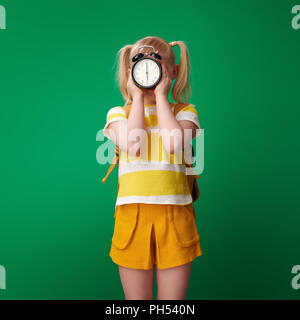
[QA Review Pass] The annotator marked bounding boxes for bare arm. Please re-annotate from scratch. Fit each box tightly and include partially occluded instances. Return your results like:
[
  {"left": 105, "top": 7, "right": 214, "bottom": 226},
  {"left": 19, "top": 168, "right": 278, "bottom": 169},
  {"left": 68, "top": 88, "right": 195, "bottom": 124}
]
[
  {"left": 107, "top": 95, "right": 146, "bottom": 156},
  {"left": 105, "top": 70, "right": 147, "bottom": 157},
  {"left": 156, "top": 94, "right": 198, "bottom": 154},
  {"left": 154, "top": 63, "right": 198, "bottom": 154}
]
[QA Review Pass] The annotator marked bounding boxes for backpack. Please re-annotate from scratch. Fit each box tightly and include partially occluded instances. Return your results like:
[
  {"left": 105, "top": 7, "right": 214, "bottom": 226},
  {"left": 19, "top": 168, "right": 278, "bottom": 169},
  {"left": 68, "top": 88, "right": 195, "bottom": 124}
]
[{"left": 102, "top": 103, "right": 200, "bottom": 202}]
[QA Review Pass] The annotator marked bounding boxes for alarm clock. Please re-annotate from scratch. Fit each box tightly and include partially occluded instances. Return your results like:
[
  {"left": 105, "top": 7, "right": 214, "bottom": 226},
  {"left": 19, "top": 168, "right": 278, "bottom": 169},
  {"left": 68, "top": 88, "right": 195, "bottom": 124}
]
[{"left": 131, "top": 45, "right": 162, "bottom": 89}]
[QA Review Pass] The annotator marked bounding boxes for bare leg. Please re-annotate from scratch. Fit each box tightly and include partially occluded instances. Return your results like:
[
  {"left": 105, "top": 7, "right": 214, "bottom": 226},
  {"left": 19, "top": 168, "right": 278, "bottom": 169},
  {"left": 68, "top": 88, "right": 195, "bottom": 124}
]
[
  {"left": 156, "top": 262, "right": 192, "bottom": 300},
  {"left": 118, "top": 265, "right": 154, "bottom": 300}
]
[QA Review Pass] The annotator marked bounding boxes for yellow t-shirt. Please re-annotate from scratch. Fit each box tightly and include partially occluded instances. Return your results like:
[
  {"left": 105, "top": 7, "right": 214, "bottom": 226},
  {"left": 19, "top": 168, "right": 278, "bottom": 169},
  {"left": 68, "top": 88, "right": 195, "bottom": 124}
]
[{"left": 103, "top": 102, "right": 200, "bottom": 207}]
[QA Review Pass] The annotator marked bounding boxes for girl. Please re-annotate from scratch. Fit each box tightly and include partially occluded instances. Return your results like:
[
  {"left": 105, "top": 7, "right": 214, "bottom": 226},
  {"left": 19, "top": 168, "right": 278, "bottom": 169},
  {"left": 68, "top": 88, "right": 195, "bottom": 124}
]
[{"left": 103, "top": 36, "right": 202, "bottom": 300}]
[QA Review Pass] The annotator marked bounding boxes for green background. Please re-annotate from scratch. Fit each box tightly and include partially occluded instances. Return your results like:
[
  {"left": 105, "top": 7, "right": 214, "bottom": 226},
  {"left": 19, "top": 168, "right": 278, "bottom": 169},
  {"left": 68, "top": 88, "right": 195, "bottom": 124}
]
[{"left": 0, "top": 0, "right": 299, "bottom": 300}]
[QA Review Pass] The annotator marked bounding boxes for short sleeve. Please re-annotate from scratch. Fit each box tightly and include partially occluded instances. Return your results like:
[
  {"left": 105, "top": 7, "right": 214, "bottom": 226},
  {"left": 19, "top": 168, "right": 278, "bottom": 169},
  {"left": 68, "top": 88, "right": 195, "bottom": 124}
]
[
  {"left": 103, "top": 106, "right": 127, "bottom": 140},
  {"left": 175, "top": 104, "right": 201, "bottom": 138}
]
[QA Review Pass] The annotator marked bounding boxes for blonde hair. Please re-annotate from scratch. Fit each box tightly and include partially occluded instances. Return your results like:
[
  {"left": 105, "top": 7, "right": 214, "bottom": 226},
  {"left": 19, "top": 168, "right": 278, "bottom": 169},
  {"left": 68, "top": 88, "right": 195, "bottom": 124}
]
[{"left": 115, "top": 36, "right": 192, "bottom": 106}]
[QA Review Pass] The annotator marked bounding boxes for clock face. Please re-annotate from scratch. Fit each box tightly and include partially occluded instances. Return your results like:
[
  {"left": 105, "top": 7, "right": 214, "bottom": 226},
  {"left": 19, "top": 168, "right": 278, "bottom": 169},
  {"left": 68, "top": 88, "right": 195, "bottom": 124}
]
[{"left": 132, "top": 58, "right": 162, "bottom": 88}]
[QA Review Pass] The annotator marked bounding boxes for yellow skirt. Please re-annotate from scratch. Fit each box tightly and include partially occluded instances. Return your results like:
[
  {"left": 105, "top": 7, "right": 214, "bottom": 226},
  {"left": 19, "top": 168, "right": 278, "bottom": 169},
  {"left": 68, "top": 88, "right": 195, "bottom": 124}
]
[{"left": 109, "top": 203, "right": 202, "bottom": 270}]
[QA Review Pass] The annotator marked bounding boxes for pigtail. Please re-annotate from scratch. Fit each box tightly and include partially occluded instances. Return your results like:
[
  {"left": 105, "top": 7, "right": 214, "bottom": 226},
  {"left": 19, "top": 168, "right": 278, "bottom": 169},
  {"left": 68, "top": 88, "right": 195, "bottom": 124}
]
[
  {"left": 115, "top": 44, "right": 133, "bottom": 106},
  {"left": 171, "top": 41, "right": 192, "bottom": 104}
]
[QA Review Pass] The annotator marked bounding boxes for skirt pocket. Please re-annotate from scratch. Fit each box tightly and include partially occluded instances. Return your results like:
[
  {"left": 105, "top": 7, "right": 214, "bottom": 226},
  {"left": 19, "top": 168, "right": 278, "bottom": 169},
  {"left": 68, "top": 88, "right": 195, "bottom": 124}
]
[
  {"left": 170, "top": 203, "right": 200, "bottom": 247},
  {"left": 111, "top": 203, "right": 139, "bottom": 250}
]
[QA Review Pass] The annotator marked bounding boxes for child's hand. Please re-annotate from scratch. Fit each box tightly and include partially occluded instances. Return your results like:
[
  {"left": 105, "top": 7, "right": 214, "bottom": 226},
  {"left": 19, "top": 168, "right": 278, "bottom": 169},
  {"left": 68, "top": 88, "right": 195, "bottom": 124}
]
[
  {"left": 154, "top": 63, "right": 172, "bottom": 98},
  {"left": 127, "top": 68, "right": 144, "bottom": 98}
]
